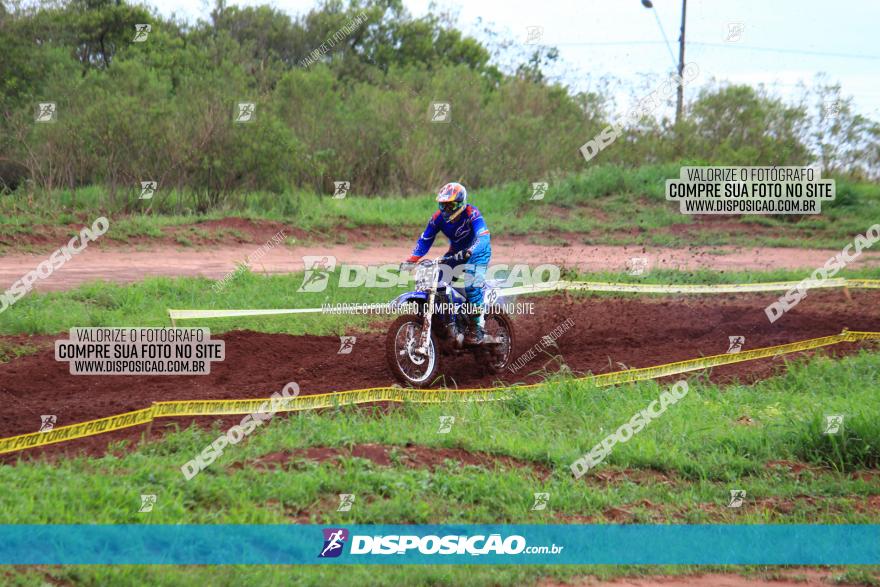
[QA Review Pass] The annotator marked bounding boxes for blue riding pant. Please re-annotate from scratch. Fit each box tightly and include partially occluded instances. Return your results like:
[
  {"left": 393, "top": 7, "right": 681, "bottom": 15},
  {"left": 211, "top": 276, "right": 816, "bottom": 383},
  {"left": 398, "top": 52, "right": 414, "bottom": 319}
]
[{"left": 445, "top": 237, "right": 492, "bottom": 308}]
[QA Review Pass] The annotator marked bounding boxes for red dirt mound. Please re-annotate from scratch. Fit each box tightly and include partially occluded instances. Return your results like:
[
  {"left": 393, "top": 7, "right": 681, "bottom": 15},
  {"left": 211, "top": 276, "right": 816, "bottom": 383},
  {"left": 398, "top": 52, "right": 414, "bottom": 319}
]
[
  {"left": 230, "top": 442, "right": 550, "bottom": 477},
  {"left": 1, "top": 289, "right": 879, "bottom": 460}
]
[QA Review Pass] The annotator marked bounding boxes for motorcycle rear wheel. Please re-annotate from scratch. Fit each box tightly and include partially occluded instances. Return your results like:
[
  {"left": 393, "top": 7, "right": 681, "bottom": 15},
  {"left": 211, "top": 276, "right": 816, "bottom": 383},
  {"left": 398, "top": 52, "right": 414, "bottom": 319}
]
[{"left": 479, "top": 310, "right": 515, "bottom": 374}]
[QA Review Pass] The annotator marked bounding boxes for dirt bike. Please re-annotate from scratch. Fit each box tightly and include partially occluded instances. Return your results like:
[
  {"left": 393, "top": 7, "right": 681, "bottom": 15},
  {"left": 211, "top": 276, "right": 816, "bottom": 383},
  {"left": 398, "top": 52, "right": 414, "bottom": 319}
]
[{"left": 385, "top": 257, "right": 515, "bottom": 387}]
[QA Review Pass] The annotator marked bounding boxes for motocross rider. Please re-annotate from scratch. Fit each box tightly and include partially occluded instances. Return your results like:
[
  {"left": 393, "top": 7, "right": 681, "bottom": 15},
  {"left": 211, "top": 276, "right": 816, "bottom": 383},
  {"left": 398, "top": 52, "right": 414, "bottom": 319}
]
[{"left": 402, "top": 182, "right": 492, "bottom": 344}]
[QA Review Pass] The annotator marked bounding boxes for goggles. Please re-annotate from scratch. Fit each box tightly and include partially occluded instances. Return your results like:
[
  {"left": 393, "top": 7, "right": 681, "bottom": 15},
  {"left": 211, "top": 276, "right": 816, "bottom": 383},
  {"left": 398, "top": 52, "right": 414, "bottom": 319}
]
[{"left": 439, "top": 201, "right": 460, "bottom": 214}]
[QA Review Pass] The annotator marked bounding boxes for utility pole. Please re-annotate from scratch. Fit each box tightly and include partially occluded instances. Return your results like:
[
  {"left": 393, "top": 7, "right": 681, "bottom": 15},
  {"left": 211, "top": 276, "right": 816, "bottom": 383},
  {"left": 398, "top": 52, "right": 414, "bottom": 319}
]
[
  {"left": 642, "top": 0, "right": 687, "bottom": 125},
  {"left": 676, "top": 0, "right": 687, "bottom": 126}
]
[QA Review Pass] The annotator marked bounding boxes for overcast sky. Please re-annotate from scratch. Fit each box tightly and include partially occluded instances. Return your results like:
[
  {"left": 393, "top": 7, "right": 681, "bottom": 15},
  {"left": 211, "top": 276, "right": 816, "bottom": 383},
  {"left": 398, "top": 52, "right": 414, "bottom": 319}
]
[{"left": 150, "top": 0, "right": 880, "bottom": 119}]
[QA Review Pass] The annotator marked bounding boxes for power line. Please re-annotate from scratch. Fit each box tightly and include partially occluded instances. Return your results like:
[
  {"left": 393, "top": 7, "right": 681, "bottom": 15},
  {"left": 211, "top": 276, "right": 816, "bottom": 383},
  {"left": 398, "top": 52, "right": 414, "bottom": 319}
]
[
  {"left": 647, "top": 5, "right": 678, "bottom": 69},
  {"left": 546, "top": 40, "right": 880, "bottom": 61},
  {"left": 689, "top": 42, "right": 880, "bottom": 61},
  {"left": 550, "top": 41, "right": 670, "bottom": 46}
]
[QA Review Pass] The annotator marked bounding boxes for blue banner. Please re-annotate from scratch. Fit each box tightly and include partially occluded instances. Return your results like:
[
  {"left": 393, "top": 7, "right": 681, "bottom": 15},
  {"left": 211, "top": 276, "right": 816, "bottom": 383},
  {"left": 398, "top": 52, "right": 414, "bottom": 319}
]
[{"left": 0, "top": 525, "right": 876, "bottom": 565}]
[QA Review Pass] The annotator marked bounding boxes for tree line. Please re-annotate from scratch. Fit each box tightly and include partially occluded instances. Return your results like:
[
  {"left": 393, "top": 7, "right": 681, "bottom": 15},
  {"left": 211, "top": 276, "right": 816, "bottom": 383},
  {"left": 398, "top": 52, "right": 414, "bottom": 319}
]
[{"left": 0, "top": 0, "right": 876, "bottom": 207}]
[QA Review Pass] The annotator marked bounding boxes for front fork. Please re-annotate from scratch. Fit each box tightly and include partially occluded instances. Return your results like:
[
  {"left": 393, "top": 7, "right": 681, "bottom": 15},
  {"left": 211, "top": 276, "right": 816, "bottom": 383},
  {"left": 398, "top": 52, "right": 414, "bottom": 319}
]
[{"left": 415, "top": 288, "right": 435, "bottom": 356}]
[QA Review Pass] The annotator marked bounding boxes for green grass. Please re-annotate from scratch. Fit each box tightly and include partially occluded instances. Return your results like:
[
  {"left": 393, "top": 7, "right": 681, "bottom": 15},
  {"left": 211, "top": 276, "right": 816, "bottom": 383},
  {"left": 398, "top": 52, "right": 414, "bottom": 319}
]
[
  {"left": 562, "top": 265, "right": 880, "bottom": 284},
  {"left": 10, "top": 565, "right": 880, "bottom": 587},
  {"left": 11, "top": 564, "right": 841, "bottom": 587},
  {"left": 2, "top": 164, "right": 878, "bottom": 250},
  {"left": 0, "top": 268, "right": 411, "bottom": 336},
  {"left": 2, "top": 351, "right": 880, "bottom": 584},
  {"left": 3, "top": 353, "right": 880, "bottom": 523},
  {"left": 0, "top": 340, "right": 41, "bottom": 362},
  {"left": 2, "top": 266, "right": 880, "bottom": 337}
]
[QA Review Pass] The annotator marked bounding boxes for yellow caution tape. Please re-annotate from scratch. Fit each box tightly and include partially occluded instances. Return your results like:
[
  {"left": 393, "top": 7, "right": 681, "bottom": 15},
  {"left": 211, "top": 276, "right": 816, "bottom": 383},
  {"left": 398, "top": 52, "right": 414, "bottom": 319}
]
[
  {"left": 844, "top": 279, "right": 880, "bottom": 289},
  {"left": 504, "top": 278, "right": 852, "bottom": 296},
  {"left": 168, "top": 278, "right": 880, "bottom": 322},
  {"left": 2, "top": 330, "right": 878, "bottom": 455},
  {"left": 0, "top": 407, "right": 154, "bottom": 455},
  {"left": 151, "top": 388, "right": 509, "bottom": 418},
  {"left": 588, "top": 331, "right": 877, "bottom": 387}
]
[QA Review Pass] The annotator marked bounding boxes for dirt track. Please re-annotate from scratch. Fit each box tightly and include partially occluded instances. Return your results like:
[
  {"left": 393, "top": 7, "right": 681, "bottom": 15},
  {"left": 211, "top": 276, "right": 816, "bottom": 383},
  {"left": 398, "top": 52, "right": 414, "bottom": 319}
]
[
  {"left": 2, "top": 216, "right": 879, "bottom": 292},
  {"left": 0, "top": 216, "right": 880, "bottom": 291},
  {"left": 1, "top": 289, "right": 878, "bottom": 460},
  {"left": 2, "top": 241, "right": 880, "bottom": 292}
]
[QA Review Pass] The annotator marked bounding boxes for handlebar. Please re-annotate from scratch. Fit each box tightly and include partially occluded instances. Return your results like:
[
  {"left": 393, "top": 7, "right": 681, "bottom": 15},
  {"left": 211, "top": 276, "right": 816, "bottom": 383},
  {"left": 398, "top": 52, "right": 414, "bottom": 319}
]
[{"left": 400, "top": 257, "right": 447, "bottom": 272}]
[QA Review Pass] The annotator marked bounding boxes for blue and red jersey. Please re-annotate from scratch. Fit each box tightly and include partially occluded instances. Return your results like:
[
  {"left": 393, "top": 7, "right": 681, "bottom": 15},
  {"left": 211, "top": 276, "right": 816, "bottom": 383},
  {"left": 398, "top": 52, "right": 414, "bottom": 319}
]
[{"left": 409, "top": 204, "right": 490, "bottom": 260}]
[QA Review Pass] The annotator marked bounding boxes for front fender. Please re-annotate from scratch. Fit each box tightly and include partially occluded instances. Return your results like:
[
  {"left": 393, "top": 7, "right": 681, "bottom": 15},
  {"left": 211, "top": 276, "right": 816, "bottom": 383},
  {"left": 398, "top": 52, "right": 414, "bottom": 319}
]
[{"left": 389, "top": 291, "right": 429, "bottom": 312}]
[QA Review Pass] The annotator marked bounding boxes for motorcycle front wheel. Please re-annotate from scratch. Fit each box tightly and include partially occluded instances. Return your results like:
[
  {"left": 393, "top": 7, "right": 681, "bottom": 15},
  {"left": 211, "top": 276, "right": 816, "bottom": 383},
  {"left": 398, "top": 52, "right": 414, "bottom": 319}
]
[{"left": 386, "top": 315, "right": 441, "bottom": 388}]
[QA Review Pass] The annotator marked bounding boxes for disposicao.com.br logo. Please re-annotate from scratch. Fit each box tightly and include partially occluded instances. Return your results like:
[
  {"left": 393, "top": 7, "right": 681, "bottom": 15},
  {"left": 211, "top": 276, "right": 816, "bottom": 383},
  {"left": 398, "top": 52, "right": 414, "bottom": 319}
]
[
  {"left": 298, "top": 256, "right": 560, "bottom": 292},
  {"left": 319, "top": 528, "right": 349, "bottom": 558},
  {"left": 318, "top": 528, "right": 563, "bottom": 558}
]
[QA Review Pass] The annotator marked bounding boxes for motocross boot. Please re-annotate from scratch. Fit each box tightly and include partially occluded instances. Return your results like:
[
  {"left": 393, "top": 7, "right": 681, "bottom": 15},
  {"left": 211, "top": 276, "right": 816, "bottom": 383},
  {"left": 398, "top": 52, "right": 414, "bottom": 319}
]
[
  {"left": 478, "top": 311, "right": 501, "bottom": 345},
  {"left": 464, "top": 314, "right": 485, "bottom": 345}
]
